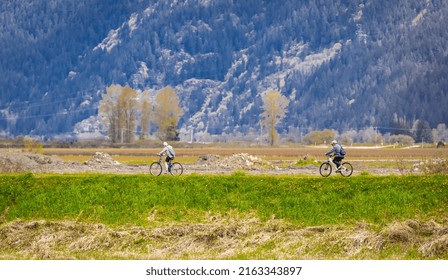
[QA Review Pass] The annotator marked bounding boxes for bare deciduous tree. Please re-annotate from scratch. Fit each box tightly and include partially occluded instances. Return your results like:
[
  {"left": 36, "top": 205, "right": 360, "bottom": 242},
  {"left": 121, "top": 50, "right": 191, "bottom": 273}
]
[
  {"left": 260, "top": 89, "right": 289, "bottom": 146},
  {"left": 139, "top": 90, "right": 152, "bottom": 140},
  {"left": 99, "top": 85, "right": 138, "bottom": 143},
  {"left": 99, "top": 85, "right": 120, "bottom": 143},
  {"left": 153, "top": 86, "right": 184, "bottom": 141}
]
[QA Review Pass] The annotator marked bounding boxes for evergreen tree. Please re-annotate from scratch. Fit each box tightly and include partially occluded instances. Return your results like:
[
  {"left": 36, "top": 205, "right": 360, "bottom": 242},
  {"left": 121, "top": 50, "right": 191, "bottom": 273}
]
[{"left": 414, "top": 120, "right": 433, "bottom": 143}]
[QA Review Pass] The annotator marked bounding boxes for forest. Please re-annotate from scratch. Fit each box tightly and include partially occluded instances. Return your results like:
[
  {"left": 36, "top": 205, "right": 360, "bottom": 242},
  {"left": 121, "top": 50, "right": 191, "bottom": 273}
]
[{"left": 0, "top": 0, "right": 447, "bottom": 142}]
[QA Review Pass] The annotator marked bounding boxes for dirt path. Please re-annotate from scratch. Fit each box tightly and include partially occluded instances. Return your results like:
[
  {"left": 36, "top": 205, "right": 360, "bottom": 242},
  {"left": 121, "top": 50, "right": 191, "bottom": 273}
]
[{"left": 1, "top": 151, "right": 406, "bottom": 175}]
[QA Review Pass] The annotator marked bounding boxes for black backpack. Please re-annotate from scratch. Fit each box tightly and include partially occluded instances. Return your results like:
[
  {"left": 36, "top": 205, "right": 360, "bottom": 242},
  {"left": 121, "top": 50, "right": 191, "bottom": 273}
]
[{"left": 340, "top": 146, "right": 346, "bottom": 156}]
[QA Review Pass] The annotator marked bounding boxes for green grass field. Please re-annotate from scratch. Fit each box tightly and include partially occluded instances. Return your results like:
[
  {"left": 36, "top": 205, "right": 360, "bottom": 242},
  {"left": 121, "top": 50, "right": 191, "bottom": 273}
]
[
  {"left": 1, "top": 173, "right": 447, "bottom": 260},
  {"left": 1, "top": 173, "right": 446, "bottom": 226}
]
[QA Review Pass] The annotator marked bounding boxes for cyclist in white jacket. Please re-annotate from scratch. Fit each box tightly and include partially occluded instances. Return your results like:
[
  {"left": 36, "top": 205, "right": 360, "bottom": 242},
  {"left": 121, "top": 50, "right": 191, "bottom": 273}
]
[{"left": 158, "top": 142, "right": 176, "bottom": 173}]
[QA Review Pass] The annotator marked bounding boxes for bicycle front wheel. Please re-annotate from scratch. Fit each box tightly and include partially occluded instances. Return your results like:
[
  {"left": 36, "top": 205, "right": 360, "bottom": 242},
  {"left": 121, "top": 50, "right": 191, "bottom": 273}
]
[
  {"left": 169, "top": 162, "right": 183, "bottom": 176},
  {"left": 340, "top": 162, "right": 353, "bottom": 177},
  {"left": 149, "top": 162, "right": 163, "bottom": 176},
  {"left": 319, "top": 162, "right": 332, "bottom": 177}
]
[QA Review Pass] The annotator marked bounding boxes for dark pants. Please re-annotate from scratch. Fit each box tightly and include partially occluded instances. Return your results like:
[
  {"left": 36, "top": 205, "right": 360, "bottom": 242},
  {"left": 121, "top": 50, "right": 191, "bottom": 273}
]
[{"left": 333, "top": 156, "right": 344, "bottom": 168}]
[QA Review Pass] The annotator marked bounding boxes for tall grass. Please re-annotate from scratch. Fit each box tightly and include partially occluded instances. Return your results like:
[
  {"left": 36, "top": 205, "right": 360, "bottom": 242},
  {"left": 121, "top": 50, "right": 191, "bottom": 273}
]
[{"left": 1, "top": 173, "right": 447, "bottom": 227}]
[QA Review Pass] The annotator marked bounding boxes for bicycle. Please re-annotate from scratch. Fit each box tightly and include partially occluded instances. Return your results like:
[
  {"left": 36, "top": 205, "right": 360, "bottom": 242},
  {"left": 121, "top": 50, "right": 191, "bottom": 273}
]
[
  {"left": 319, "top": 156, "right": 353, "bottom": 177},
  {"left": 149, "top": 155, "right": 183, "bottom": 176}
]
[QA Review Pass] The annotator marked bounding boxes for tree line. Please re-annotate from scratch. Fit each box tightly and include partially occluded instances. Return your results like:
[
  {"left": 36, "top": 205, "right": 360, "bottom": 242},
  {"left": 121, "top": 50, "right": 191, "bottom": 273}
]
[
  {"left": 99, "top": 85, "right": 290, "bottom": 145},
  {"left": 99, "top": 82, "right": 447, "bottom": 146},
  {"left": 99, "top": 85, "right": 184, "bottom": 143}
]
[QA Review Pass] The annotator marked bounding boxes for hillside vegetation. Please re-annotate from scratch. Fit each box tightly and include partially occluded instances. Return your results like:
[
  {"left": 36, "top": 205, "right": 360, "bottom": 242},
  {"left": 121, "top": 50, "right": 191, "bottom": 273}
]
[
  {"left": 1, "top": 0, "right": 447, "bottom": 139},
  {"left": 1, "top": 173, "right": 447, "bottom": 259}
]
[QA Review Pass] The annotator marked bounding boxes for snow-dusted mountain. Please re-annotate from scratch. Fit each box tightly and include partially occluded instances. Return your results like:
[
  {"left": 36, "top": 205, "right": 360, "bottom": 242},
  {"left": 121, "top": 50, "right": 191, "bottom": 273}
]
[{"left": 1, "top": 0, "right": 447, "bottom": 141}]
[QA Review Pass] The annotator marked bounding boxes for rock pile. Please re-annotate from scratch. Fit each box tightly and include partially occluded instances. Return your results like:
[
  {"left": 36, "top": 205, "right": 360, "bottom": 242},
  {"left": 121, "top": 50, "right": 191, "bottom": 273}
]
[
  {"left": 196, "top": 154, "right": 221, "bottom": 165},
  {"left": 0, "top": 152, "right": 64, "bottom": 173},
  {"left": 84, "top": 152, "right": 121, "bottom": 166},
  {"left": 197, "top": 153, "right": 275, "bottom": 170}
]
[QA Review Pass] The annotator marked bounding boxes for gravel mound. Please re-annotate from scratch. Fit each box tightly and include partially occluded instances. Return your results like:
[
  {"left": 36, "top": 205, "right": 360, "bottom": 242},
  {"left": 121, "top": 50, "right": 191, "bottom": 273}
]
[
  {"left": 84, "top": 152, "right": 121, "bottom": 166},
  {"left": 0, "top": 152, "right": 64, "bottom": 173},
  {"left": 0, "top": 151, "right": 133, "bottom": 174},
  {"left": 197, "top": 153, "right": 276, "bottom": 170}
]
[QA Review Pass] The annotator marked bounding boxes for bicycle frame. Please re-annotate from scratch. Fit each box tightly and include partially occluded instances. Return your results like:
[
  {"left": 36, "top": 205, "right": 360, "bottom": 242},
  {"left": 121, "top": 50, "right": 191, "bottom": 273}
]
[
  {"left": 326, "top": 157, "right": 341, "bottom": 170},
  {"left": 319, "top": 156, "right": 353, "bottom": 177},
  {"left": 150, "top": 154, "right": 183, "bottom": 176},
  {"left": 156, "top": 154, "right": 172, "bottom": 165}
]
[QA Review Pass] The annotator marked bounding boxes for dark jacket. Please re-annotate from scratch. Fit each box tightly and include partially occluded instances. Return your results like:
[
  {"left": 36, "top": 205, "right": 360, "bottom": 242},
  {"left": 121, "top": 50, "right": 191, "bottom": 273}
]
[{"left": 325, "top": 144, "right": 344, "bottom": 157}]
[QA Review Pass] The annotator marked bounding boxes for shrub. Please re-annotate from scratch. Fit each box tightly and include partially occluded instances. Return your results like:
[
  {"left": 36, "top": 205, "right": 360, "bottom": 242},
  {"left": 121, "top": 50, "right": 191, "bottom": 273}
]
[
  {"left": 23, "top": 138, "right": 44, "bottom": 154},
  {"left": 421, "top": 158, "right": 448, "bottom": 174},
  {"left": 389, "top": 135, "right": 415, "bottom": 146}
]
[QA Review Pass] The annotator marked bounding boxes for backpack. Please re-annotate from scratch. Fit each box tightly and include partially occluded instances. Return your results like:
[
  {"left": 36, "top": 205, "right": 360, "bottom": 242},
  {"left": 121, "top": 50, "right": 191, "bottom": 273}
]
[
  {"left": 340, "top": 146, "right": 346, "bottom": 156},
  {"left": 167, "top": 146, "right": 175, "bottom": 157}
]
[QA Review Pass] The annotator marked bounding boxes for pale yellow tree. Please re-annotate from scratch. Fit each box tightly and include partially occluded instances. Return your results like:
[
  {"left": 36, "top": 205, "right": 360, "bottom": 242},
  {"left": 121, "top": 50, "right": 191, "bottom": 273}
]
[
  {"left": 260, "top": 89, "right": 289, "bottom": 146},
  {"left": 139, "top": 90, "right": 152, "bottom": 140},
  {"left": 99, "top": 85, "right": 120, "bottom": 143},
  {"left": 153, "top": 86, "right": 184, "bottom": 141},
  {"left": 99, "top": 84, "right": 138, "bottom": 143},
  {"left": 118, "top": 86, "right": 138, "bottom": 143}
]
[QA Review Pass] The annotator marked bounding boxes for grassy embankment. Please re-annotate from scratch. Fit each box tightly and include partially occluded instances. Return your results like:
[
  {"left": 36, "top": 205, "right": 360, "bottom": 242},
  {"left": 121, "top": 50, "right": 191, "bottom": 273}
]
[{"left": 1, "top": 173, "right": 447, "bottom": 259}]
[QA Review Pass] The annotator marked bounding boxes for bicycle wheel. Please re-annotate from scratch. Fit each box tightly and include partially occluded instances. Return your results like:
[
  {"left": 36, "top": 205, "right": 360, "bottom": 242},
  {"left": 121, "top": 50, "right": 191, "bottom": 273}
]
[
  {"left": 319, "top": 162, "right": 332, "bottom": 177},
  {"left": 169, "top": 162, "right": 183, "bottom": 176},
  {"left": 149, "top": 162, "right": 163, "bottom": 176},
  {"left": 340, "top": 162, "right": 353, "bottom": 177}
]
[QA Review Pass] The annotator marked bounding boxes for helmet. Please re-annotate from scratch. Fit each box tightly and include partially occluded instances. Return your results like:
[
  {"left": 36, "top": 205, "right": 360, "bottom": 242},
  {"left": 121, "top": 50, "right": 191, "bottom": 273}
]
[
  {"left": 163, "top": 142, "right": 168, "bottom": 146},
  {"left": 331, "top": 140, "right": 338, "bottom": 145}
]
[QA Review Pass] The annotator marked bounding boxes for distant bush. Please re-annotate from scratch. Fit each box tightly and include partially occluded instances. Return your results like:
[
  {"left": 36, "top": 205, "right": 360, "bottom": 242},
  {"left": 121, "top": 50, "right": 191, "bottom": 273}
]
[
  {"left": 389, "top": 134, "right": 415, "bottom": 146},
  {"left": 294, "top": 155, "right": 318, "bottom": 166},
  {"left": 302, "top": 129, "right": 336, "bottom": 145},
  {"left": 23, "top": 138, "right": 43, "bottom": 154},
  {"left": 421, "top": 158, "right": 448, "bottom": 174}
]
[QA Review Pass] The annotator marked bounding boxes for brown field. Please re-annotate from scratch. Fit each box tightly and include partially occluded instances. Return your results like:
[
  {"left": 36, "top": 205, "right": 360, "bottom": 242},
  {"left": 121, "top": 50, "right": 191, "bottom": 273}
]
[
  {"left": 3, "top": 144, "right": 446, "bottom": 175},
  {"left": 39, "top": 145, "right": 448, "bottom": 164}
]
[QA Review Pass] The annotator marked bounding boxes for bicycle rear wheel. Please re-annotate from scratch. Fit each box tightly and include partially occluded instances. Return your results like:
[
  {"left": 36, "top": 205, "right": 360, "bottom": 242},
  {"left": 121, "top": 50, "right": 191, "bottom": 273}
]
[
  {"left": 169, "top": 162, "right": 183, "bottom": 176},
  {"left": 149, "top": 162, "right": 163, "bottom": 176},
  {"left": 340, "top": 162, "right": 353, "bottom": 177},
  {"left": 319, "top": 162, "right": 332, "bottom": 177}
]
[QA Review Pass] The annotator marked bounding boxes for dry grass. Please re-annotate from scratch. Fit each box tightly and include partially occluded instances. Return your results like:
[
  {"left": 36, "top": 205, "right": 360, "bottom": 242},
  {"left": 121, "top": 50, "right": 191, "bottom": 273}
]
[
  {"left": 421, "top": 158, "right": 448, "bottom": 174},
  {"left": 40, "top": 146, "right": 448, "bottom": 162},
  {"left": 1, "top": 215, "right": 447, "bottom": 260},
  {"left": 41, "top": 146, "right": 448, "bottom": 158}
]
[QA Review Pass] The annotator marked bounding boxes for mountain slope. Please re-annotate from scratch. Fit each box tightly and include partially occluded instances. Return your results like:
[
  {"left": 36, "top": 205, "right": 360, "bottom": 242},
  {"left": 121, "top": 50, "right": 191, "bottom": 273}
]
[{"left": 1, "top": 0, "right": 447, "bottom": 140}]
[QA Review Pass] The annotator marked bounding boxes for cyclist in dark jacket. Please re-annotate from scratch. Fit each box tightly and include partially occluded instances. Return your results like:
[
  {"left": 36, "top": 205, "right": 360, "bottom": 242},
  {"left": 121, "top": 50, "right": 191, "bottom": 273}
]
[{"left": 325, "top": 140, "right": 344, "bottom": 172}]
